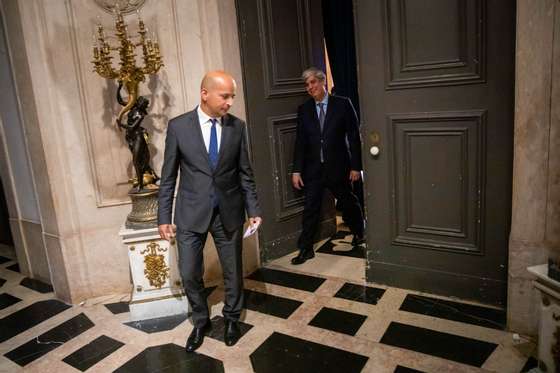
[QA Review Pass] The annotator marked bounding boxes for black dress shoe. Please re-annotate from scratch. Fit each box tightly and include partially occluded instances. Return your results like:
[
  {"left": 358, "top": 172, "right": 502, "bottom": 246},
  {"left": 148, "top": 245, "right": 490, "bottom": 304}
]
[
  {"left": 224, "top": 320, "right": 241, "bottom": 346},
  {"left": 351, "top": 235, "right": 365, "bottom": 247},
  {"left": 185, "top": 321, "right": 211, "bottom": 352},
  {"left": 291, "top": 249, "right": 315, "bottom": 265}
]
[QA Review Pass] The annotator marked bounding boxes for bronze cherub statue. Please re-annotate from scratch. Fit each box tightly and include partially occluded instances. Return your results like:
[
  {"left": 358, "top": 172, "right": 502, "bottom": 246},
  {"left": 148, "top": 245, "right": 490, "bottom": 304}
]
[{"left": 117, "top": 84, "right": 159, "bottom": 192}]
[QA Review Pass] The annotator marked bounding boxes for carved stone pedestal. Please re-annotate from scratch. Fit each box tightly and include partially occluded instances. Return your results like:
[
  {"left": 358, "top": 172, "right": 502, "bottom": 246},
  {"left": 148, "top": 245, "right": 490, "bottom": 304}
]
[
  {"left": 119, "top": 226, "right": 188, "bottom": 321},
  {"left": 528, "top": 264, "right": 560, "bottom": 373}
]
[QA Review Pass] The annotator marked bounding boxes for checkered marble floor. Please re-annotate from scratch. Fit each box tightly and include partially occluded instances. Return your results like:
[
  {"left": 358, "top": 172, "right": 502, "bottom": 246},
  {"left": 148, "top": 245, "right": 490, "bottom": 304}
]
[{"left": 0, "top": 238, "right": 538, "bottom": 373}]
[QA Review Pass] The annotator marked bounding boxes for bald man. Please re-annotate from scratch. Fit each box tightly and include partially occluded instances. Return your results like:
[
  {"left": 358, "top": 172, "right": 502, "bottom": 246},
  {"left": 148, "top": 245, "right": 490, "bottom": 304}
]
[{"left": 158, "top": 71, "right": 262, "bottom": 352}]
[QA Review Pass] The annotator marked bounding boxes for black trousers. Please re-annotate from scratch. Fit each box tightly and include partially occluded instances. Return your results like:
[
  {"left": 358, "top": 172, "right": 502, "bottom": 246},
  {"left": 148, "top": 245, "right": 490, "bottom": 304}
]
[
  {"left": 176, "top": 209, "right": 243, "bottom": 328},
  {"left": 297, "top": 169, "right": 364, "bottom": 251}
]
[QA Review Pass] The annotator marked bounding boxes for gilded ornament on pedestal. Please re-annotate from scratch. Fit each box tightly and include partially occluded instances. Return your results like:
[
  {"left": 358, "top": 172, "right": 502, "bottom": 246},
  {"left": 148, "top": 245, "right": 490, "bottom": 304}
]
[{"left": 141, "top": 242, "right": 169, "bottom": 288}]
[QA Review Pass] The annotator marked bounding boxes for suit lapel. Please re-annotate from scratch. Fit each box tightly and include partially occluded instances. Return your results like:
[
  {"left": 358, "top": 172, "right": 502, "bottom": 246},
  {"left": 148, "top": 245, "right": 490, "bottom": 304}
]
[
  {"left": 215, "top": 114, "right": 231, "bottom": 173},
  {"left": 306, "top": 100, "right": 321, "bottom": 132},
  {"left": 323, "top": 95, "right": 335, "bottom": 132},
  {"left": 188, "top": 110, "right": 213, "bottom": 174}
]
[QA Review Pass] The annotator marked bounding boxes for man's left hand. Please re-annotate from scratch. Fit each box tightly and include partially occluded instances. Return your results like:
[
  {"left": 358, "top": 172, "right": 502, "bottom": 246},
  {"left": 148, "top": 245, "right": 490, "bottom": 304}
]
[{"left": 349, "top": 170, "right": 361, "bottom": 183}]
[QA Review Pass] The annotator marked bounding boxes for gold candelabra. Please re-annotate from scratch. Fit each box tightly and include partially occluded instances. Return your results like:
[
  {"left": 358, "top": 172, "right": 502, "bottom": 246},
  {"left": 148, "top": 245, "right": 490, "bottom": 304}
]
[
  {"left": 91, "top": 6, "right": 163, "bottom": 229},
  {"left": 91, "top": 8, "right": 163, "bottom": 126}
]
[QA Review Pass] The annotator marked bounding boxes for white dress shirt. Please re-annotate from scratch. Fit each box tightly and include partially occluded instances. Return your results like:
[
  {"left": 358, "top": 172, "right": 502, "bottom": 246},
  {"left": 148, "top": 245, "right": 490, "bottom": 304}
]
[
  {"left": 315, "top": 93, "right": 329, "bottom": 118},
  {"left": 197, "top": 105, "right": 222, "bottom": 152}
]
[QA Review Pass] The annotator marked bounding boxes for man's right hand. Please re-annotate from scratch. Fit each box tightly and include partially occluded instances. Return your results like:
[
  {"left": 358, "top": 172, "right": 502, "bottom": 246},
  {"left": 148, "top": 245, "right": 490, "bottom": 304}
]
[
  {"left": 158, "top": 224, "right": 176, "bottom": 241},
  {"left": 292, "top": 173, "right": 304, "bottom": 190}
]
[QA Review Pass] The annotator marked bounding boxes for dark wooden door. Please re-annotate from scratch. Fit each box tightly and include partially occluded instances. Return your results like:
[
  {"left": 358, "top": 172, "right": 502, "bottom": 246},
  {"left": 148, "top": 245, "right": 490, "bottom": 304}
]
[
  {"left": 236, "top": 0, "right": 335, "bottom": 262},
  {"left": 355, "top": 0, "right": 515, "bottom": 306}
]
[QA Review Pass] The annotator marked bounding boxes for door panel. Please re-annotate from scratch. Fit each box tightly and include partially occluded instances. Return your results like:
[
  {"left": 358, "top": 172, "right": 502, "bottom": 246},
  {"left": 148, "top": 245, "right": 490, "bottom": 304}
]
[
  {"left": 385, "top": 0, "right": 485, "bottom": 88},
  {"left": 356, "top": 0, "right": 514, "bottom": 306},
  {"left": 390, "top": 111, "right": 485, "bottom": 254},
  {"left": 236, "top": 0, "right": 334, "bottom": 262}
]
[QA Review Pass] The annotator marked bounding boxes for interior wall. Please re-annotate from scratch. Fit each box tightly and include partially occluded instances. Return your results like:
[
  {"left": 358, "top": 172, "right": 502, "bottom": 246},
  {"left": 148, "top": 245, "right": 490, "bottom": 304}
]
[{"left": 0, "top": 0, "right": 257, "bottom": 303}]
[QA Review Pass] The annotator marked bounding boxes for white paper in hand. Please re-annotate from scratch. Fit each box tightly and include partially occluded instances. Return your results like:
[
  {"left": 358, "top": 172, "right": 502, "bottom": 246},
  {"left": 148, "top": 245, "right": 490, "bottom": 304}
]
[{"left": 243, "top": 221, "right": 261, "bottom": 238}]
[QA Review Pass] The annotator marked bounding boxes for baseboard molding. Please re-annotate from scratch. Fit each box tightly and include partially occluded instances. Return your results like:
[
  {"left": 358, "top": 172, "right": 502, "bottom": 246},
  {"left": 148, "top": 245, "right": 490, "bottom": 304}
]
[{"left": 366, "top": 260, "right": 507, "bottom": 307}]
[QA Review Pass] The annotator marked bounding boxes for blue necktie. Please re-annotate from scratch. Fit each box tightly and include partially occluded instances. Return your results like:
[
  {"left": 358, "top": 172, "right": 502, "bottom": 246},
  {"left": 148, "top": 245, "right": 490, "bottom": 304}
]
[
  {"left": 208, "top": 119, "right": 219, "bottom": 208},
  {"left": 209, "top": 119, "right": 219, "bottom": 169}
]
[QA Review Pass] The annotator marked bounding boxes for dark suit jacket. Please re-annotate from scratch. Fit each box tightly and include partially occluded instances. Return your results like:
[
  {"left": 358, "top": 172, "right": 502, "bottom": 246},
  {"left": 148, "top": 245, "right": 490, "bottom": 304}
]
[
  {"left": 158, "top": 109, "right": 261, "bottom": 233},
  {"left": 293, "top": 95, "right": 362, "bottom": 182}
]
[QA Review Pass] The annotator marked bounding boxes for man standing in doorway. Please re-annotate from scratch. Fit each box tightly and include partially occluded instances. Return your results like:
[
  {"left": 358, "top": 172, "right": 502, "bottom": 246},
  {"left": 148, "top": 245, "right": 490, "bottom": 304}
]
[
  {"left": 291, "top": 67, "right": 364, "bottom": 265},
  {"left": 158, "top": 71, "right": 262, "bottom": 352}
]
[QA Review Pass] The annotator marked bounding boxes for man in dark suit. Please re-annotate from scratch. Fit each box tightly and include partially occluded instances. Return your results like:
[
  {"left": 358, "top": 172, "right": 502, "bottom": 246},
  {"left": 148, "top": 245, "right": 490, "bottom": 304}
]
[
  {"left": 158, "top": 71, "right": 262, "bottom": 352},
  {"left": 291, "top": 67, "right": 364, "bottom": 265}
]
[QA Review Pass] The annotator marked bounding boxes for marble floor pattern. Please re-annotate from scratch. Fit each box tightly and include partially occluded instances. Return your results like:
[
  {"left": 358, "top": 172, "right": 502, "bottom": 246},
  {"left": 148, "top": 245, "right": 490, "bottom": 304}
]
[{"left": 0, "top": 237, "right": 538, "bottom": 373}]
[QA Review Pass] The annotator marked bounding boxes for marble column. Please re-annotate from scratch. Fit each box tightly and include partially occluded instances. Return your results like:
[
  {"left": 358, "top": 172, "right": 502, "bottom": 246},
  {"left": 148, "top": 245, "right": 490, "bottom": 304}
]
[
  {"left": 0, "top": 2, "right": 52, "bottom": 284},
  {"left": 508, "top": 0, "right": 560, "bottom": 336}
]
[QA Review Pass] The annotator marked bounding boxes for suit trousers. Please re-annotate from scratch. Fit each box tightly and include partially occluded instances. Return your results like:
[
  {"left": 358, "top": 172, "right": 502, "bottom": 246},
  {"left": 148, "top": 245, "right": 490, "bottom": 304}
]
[
  {"left": 176, "top": 208, "right": 244, "bottom": 328},
  {"left": 297, "top": 167, "right": 364, "bottom": 251}
]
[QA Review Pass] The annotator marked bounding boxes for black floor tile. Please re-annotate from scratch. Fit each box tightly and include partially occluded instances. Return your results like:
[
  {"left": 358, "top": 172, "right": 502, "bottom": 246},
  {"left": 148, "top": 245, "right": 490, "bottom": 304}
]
[
  {"left": 5, "top": 313, "right": 95, "bottom": 366},
  {"left": 0, "top": 256, "right": 11, "bottom": 264},
  {"left": 0, "top": 293, "right": 21, "bottom": 310},
  {"left": 0, "top": 299, "right": 71, "bottom": 343},
  {"left": 124, "top": 313, "right": 188, "bottom": 334},
  {"left": 62, "top": 335, "right": 124, "bottom": 371},
  {"left": 247, "top": 268, "right": 325, "bottom": 292},
  {"left": 244, "top": 289, "right": 303, "bottom": 319},
  {"left": 334, "top": 282, "right": 385, "bottom": 305},
  {"left": 104, "top": 301, "right": 129, "bottom": 314},
  {"left": 6, "top": 263, "right": 19, "bottom": 272},
  {"left": 114, "top": 343, "right": 224, "bottom": 373},
  {"left": 380, "top": 322, "right": 497, "bottom": 367},
  {"left": 207, "top": 315, "right": 253, "bottom": 343},
  {"left": 520, "top": 356, "right": 538, "bottom": 372},
  {"left": 250, "top": 332, "right": 368, "bottom": 373},
  {"left": 308, "top": 307, "right": 367, "bottom": 336},
  {"left": 0, "top": 278, "right": 6, "bottom": 287},
  {"left": 394, "top": 365, "right": 426, "bottom": 373},
  {"left": 20, "top": 278, "right": 53, "bottom": 293},
  {"left": 316, "top": 234, "right": 365, "bottom": 258},
  {"left": 400, "top": 294, "right": 506, "bottom": 330}
]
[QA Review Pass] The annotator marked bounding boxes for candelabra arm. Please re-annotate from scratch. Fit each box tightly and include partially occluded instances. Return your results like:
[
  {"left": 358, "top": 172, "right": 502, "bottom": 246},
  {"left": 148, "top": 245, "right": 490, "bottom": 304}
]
[{"left": 116, "top": 80, "right": 139, "bottom": 128}]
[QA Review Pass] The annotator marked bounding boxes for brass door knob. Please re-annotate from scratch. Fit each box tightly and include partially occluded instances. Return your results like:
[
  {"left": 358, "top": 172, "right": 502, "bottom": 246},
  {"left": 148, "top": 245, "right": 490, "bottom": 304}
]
[{"left": 369, "top": 131, "right": 381, "bottom": 157}]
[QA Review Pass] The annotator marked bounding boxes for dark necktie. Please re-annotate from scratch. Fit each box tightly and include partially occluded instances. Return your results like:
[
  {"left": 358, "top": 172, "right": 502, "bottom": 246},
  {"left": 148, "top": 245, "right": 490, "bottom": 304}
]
[
  {"left": 318, "top": 103, "right": 325, "bottom": 162},
  {"left": 209, "top": 118, "right": 219, "bottom": 169},
  {"left": 318, "top": 103, "right": 325, "bottom": 133}
]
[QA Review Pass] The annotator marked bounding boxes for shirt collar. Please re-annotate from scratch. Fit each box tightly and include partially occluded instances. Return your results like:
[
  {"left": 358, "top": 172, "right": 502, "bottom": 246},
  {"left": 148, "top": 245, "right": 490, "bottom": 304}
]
[
  {"left": 315, "top": 93, "right": 329, "bottom": 107},
  {"left": 197, "top": 105, "right": 220, "bottom": 125}
]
